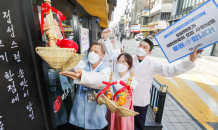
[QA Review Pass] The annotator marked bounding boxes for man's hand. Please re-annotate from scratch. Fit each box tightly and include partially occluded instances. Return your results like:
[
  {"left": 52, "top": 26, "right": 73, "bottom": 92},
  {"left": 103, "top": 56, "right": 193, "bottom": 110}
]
[
  {"left": 102, "top": 28, "right": 111, "bottom": 40},
  {"left": 59, "top": 69, "right": 82, "bottom": 80},
  {"left": 190, "top": 48, "right": 204, "bottom": 62},
  {"left": 43, "top": 19, "right": 63, "bottom": 40}
]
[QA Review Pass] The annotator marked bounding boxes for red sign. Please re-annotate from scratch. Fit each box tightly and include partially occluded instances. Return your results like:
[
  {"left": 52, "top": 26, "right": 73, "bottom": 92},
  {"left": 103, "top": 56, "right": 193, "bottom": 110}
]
[{"left": 149, "top": 26, "right": 155, "bottom": 29}]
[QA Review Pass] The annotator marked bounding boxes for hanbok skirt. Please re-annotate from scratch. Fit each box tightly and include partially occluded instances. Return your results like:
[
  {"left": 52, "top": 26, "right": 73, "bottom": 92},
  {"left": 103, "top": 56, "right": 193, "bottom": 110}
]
[{"left": 107, "top": 96, "right": 134, "bottom": 130}]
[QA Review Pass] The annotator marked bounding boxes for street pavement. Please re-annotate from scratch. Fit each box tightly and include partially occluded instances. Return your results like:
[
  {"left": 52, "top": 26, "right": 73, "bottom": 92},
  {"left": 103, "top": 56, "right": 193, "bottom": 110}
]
[{"left": 116, "top": 38, "right": 218, "bottom": 130}]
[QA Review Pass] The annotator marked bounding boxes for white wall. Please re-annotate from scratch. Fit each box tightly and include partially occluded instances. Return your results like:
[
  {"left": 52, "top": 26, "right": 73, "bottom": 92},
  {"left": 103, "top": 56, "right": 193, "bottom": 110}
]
[
  {"left": 158, "top": 21, "right": 168, "bottom": 29},
  {"left": 161, "top": 3, "right": 173, "bottom": 12}
]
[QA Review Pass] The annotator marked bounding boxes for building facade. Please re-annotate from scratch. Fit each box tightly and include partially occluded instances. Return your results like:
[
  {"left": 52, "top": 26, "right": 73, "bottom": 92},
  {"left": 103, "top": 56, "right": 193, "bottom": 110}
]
[
  {"left": 124, "top": 0, "right": 132, "bottom": 37},
  {"left": 141, "top": 0, "right": 173, "bottom": 37},
  {"left": 130, "top": 0, "right": 148, "bottom": 36}
]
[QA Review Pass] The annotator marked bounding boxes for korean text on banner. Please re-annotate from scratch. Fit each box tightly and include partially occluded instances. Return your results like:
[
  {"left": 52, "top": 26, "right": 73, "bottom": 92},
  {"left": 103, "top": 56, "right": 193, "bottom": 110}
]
[{"left": 155, "top": 0, "right": 218, "bottom": 63}]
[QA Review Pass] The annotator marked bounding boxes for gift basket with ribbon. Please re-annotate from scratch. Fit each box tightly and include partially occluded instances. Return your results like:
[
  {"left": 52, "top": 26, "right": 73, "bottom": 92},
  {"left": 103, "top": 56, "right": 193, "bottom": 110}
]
[
  {"left": 94, "top": 71, "right": 139, "bottom": 117},
  {"left": 94, "top": 72, "right": 119, "bottom": 113},
  {"left": 35, "top": 0, "right": 84, "bottom": 71}
]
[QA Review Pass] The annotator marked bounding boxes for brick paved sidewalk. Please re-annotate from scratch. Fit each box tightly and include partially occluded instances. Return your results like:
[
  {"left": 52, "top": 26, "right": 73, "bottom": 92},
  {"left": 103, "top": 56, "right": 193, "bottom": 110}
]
[{"left": 146, "top": 93, "right": 203, "bottom": 130}]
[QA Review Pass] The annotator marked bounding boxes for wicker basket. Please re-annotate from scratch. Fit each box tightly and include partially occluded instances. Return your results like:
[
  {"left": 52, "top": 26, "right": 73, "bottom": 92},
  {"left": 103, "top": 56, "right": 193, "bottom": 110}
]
[
  {"left": 94, "top": 91, "right": 105, "bottom": 106},
  {"left": 102, "top": 95, "right": 119, "bottom": 113},
  {"left": 118, "top": 106, "right": 139, "bottom": 117},
  {"left": 60, "top": 53, "right": 84, "bottom": 71},
  {"left": 35, "top": 47, "right": 75, "bottom": 70}
]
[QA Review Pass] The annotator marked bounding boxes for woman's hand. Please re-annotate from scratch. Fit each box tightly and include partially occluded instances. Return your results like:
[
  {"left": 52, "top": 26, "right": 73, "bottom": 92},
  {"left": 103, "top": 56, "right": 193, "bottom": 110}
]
[{"left": 123, "top": 89, "right": 132, "bottom": 96}]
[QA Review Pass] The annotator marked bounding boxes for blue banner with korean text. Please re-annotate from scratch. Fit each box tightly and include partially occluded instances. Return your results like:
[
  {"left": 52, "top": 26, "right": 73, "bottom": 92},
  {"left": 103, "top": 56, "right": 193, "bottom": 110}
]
[{"left": 155, "top": 0, "right": 218, "bottom": 63}]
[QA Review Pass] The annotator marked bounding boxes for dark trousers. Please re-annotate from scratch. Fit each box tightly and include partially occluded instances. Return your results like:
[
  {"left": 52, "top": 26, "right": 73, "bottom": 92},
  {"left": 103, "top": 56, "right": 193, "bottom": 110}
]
[
  {"left": 134, "top": 105, "right": 149, "bottom": 130},
  {"left": 75, "top": 126, "right": 107, "bottom": 130}
]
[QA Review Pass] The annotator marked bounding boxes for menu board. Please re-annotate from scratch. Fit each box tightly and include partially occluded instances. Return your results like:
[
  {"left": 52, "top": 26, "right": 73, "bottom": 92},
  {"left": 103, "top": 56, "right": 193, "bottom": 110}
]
[{"left": 0, "top": 0, "right": 47, "bottom": 130}]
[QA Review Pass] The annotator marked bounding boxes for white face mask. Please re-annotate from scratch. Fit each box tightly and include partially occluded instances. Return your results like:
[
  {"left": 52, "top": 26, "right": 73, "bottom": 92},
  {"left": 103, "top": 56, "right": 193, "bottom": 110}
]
[
  {"left": 88, "top": 51, "right": 100, "bottom": 64},
  {"left": 116, "top": 63, "right": 128, "bottom": 73},
  {"left": 136, "top": 48, "right": 147, "bottom": 56}
]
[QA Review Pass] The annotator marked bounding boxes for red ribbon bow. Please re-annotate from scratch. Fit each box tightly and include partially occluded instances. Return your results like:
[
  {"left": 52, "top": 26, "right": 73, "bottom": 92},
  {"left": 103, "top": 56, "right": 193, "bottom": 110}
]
[
  {"left": 113, "top": 80, "right": 132, "bottom": 101},
  {"left": 41, "top": 3, "right": 66, "bottom": 39},
  {"left": 113, "top": 80, "right": 133, "bottom": 109},
  {"left": 97, "top": 81, "right": 117, "bottom": 99}
]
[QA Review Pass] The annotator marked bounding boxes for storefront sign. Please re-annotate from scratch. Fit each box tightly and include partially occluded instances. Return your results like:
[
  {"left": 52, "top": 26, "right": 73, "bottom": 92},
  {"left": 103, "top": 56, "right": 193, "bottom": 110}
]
[
  {"left": 145, "top": 0, "right": 151, "bottom": 9},
  {"left": 80, "top": 27, "right": 90, "bottom": 53},
  {"left": 131, "top": 25, "right": 140, "bottom": 32},
  {"left": 149, "top": 26, "right": 155, "bottom": 29},
  {"left": 155, "top": 0, "right": 218, "bottom": 63},
  {"left": 142, "top": 9, "right": 149, "bottom": 16}
]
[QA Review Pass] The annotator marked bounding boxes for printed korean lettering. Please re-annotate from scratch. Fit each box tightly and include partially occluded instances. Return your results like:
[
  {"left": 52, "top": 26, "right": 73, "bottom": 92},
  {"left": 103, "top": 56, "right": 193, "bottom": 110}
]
[
  {"left": 0, "top": 116, "right": 4, "bottom": 130},
  {"left": 178, "top": 42, "right": 185, "bottom": 49},
  {"left": 198, "top": 33, "right": 205, "bottom": 39},
  {"left": 26, "top": 102, "right": 33, "bottom": 112},
  {"left": 13, "top": 51, "right": 21, "bottom": 62},
  {"left": 192, "top": 27, "right": 216, "bottom": 42},
  {"left": 18, "top": 69, "right": 24, "bottom": 78},
  {"left": 7, "top": 81, "right": 17, "bottom": 94},
  {"left": 0, "top": 52, "right": 8, "bottom": 62},
  {"left": 196, "top": 19, "right": 216, "bottom": 32},
  {"left": 26, "top": 102, "right": 34, "bottom": 120},
  {"left": 12, "top": 93, "right": 19, "bottom": 103},
  {"left": 0, "top": 40, "right": 4, "bottom": 47},
  {"left": 11, "top": 41, "right": 18, "bottom": 48},
  {"left": 173, "top": 46, "right": 179, "bottom": 52},
  {"left": 29, "top": 110, "right": 34, "bottom": 120},
  {"left": 24, "top": 90, "right": 29, "bottom": 97},
  {"left": 2, "top": 10, "right": 11, "bottom": 24},
  {"left": 7, "top": 24, "right": 15, "bottom": 37},
  {"left": 4, "top": 70, "right": 14, "bottom": 82},
  {"left": 20, "top": 78, "right": 28, "bottom": 90},
  {"left": 191, "top": 35, "right": 199, "bottom": 42},
  {"left": 185, "top": 31, "right": 195, "bottom": 37}
]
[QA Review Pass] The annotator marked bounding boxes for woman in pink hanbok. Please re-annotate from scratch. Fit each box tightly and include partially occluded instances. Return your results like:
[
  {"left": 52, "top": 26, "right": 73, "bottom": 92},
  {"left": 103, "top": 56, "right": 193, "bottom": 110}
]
[{"left": 107, "top": 53, "right": 138, "bottom": 130}]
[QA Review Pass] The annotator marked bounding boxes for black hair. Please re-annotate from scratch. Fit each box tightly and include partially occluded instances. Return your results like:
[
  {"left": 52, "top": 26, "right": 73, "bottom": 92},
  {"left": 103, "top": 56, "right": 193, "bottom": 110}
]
[
  {"left": 117, "top": 53, "right": 133, "bottom": 70},
  {"left": 140, "top": 38, "right": 154, "bottom": 51}
]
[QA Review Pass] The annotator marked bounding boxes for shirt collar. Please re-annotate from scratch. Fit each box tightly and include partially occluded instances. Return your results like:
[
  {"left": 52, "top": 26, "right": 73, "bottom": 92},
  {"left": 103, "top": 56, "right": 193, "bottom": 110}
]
[{"left": 90, "top": 61, "right": 103, "bottom": 72}]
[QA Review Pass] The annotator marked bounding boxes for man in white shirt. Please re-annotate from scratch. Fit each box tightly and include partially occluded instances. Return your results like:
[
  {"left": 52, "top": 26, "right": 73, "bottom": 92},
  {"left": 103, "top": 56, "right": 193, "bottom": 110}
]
[{"left": 102, "top": 29, "right": 203, "bottom": 130}]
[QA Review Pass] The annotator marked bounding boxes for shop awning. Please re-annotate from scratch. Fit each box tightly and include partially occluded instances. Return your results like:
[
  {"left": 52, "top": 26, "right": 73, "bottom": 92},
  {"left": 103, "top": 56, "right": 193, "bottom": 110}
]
[
  {"left": 76, "top": 0, "right": 108, "bottom": 28},
  {"left": 131, "top": 31, "right": 140, "bottom": 32}
]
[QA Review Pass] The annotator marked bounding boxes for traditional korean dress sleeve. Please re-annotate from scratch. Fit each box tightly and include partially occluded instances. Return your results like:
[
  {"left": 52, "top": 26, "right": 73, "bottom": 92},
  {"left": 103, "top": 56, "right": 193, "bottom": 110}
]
[
  {"left": 153, "top": 58, "right": 195, "bottom": 77},
  {"left": 104, "top": 38, "right": 120, "bottom": 60},
  {"left": 74, "top": 67, "right": 111, "bottom": 89}
]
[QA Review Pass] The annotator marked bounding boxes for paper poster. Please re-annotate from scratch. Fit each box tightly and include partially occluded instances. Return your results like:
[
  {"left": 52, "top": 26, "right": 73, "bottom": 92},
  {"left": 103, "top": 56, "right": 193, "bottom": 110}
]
[
  {"left": 109, "top": 34, "right": 116, "bottom": 49},
  {"left": 80, "top": 27, "right": 90, "bottom": 53},
  {"left": 155, "top": 0, "right": 218, "bottom": 63}
]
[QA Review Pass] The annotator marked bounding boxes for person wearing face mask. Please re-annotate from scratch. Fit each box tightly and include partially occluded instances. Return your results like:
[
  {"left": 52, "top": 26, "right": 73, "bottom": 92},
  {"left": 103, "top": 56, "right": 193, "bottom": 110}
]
[
  {"left": 59, "top": 41, "right": 111, "bottom": 130},
  {"left": 107, "top": 53, "right": 138, "bottom": 130},
  {"left": 43, "top": 21, "right": 112, "bottom": 130},
  {"left": 102, "top": 28, "right": 203, "bottom": 130}
]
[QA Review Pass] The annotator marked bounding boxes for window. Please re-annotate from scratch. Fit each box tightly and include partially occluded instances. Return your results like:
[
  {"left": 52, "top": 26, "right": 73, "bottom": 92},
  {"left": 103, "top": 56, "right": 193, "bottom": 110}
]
[
  {"left": 160, "top": 13, "right": 171, "bottom": 20},
  {"left": 142, "top": 17, "right": 148, "bottom": 25},
  {"left": 182, "top": 0, "right": 186, "bottom": 10},
  {"left": 196, "top": 0, "right": 200, "bottom": 4},
  {"left": 185, "top": 0, "right": 189, "bottom": 8}
]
